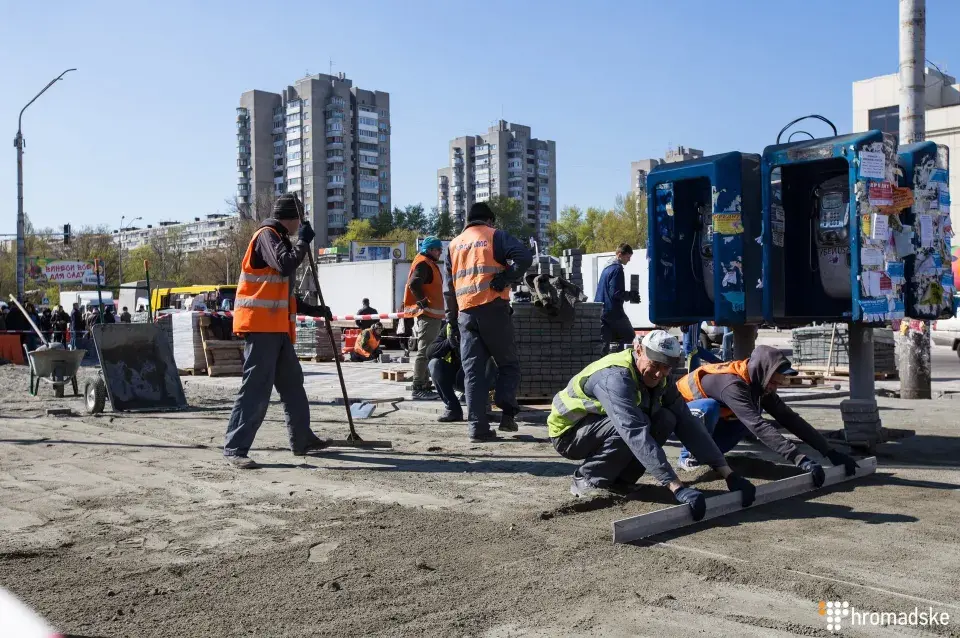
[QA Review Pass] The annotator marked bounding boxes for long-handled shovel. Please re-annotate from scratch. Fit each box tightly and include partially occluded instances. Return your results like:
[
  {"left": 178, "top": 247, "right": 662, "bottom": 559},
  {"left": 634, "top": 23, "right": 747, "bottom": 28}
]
[{"left": 293, "top": 196, "right": 392, "bottom": 449}]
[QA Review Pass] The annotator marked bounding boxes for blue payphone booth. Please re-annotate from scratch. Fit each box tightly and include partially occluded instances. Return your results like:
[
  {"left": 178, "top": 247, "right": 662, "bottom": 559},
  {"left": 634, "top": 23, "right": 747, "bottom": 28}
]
[
  {"left": 897, "top": 141, "right": 953, "bottom": 319},
  {"left": 761, "top": 131, "right": 905, "bottom": 324},
  {"left": 647, "top": 152, "right": 762, "bottom": 326}
]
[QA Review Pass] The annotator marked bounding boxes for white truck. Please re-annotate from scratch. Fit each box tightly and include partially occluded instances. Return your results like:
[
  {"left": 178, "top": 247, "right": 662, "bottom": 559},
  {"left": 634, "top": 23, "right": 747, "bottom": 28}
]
[
  {"left": 579, "top": 249, "right": 654, "bottom": 330},
  {"left": 59, "top": 291, "right": 117, "bottom": 315},
  {"left": 313, "top": 259, "right": 418, "bottom": 331}
]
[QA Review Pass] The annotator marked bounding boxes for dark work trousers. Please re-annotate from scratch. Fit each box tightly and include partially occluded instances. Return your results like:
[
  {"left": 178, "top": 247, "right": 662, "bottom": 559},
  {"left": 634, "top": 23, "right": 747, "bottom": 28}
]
[
  {"left": 553, "top": 409, "right": 677, "bottom": 487},
  {"left": 224, "top": 332, "right": 319, "bottom": 457},
  {"left": 428, "top": 357, "right": 498, "bottom": 415},
  {"left": 599, "top": 313, "right": 635, "bottom": 354},
  {"left": 458, "top": 302, "right": 520, "bottom": 437}
]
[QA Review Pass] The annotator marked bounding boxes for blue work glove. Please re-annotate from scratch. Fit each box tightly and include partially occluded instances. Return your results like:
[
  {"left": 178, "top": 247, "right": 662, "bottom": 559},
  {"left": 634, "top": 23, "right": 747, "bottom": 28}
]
[
  {"left": 298, "top": 221, "right": 315, "bottom": 245},
  {"left": 673, "top": 486, "right": 707, "bottom": 521},
  {"left": 798, "top": 456, "right": 826, "bottom": 488},
  {"left": 826, "top": 449, "right": 859, "bottom": 477},
  {"left": 724, "top": 472, "right": 756, "bottom": 507},
  {"left": 490, "top": 272, "right": 509, "bottom": 292}
]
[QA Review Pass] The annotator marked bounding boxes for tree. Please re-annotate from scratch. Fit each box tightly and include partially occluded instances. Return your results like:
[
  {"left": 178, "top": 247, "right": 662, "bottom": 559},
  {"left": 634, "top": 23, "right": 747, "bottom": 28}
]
[
  {"left": 332, "top": 219, "right": 376, "bottom": 248},
  {"left": 225, "top": 191, "right": 277, "bottom": 222},
  {"left": 382, "top": 228, "right": 420, "bottom": 258},
  {"left": 544, "top": 194, "right": 649, "bottom": 256},
  {"left": 487, "top": 195, "right": 533, "bottom": 242},
  {"left": 429, "top": 206, "right": 455, "bottom": 239},
  {"left": 371, "top": 209, "right": 394, "bottom": 237}
]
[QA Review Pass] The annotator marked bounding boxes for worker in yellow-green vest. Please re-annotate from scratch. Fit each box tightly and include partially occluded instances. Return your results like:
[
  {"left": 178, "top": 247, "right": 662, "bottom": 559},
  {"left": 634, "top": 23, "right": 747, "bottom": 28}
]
[
  {"left": 426, "top": 320, "right": 497, "bottom": 422},
  {"left": 547, "top": 330, "right": 756, "bottom": 521}
]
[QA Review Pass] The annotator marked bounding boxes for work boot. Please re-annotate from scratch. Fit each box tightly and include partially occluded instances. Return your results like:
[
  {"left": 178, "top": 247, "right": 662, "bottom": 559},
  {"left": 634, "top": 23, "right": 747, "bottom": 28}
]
[
  {"left": 225, "top": 455, "right": 260, "bottom": 470},
  {"left": 569, "top": 471, "right": 607, "bottom": 498},
  {"left": 437, "top": 410, "right": 463, "bottom": 423},
  {"left": 498, "top": 412, "right": 518, "bottom": 432},
  {"left": 468, "top": 430, "right": 500, "bottom": 443},
  {"left": 411, "top": 388, "right": 439, "bottom": 401},
  {"left": 292, "top": 438, "right": 333, "bottom": 456}
]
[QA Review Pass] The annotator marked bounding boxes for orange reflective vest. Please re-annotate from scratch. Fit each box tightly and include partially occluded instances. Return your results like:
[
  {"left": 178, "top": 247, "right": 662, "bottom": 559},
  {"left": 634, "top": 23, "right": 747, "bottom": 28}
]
[
  {"left": 403, "top": 254, "right": 444, "bottom": 319},
  {"left": 233, "top": 226, "right": 297, "bottom": 343},
  {"left": 677, "top": 360, "right": 752, "bottom": 419},
  {"left": 355, "top": 330, "right": 381, "bottom": 357},
  {"left": 449, "top": 225, "right": 509, "bottom": 311}
]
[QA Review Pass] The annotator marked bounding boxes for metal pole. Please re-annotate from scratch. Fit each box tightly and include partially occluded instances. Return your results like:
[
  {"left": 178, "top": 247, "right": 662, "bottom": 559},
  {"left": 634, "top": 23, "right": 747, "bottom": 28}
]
[
  {"left": 14, "top": 69, "right": 77, "bottom": 301},
  {"left": 898, "top": 0, "right": 931, "bottom": 400},
  {"left": 118, "top": 216, "right": 125, "bottom": 286}
]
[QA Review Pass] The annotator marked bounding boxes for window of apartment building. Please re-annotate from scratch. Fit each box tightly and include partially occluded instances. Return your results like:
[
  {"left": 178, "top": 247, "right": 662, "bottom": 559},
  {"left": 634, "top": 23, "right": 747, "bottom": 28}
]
[
  {"left": 359, "top": 142, "right": 377, "bottom": 152},
  {"left": 380, "top": 195, "right": 389, "bottom": 204},
  {"left": 868, "top": 106, "right": 899, "bottom": 139},
  {"left": 288, "top": 151, "right": 302, "bottom": 161},
  {"left": 360, "top": 205, "right": 378, "bottom": 216},
  {"left": 359, "top": 117, "right": 377, "bottom": 127},
  {"left": 304, "top": 190, "right": 310, "bottom": 198},
  {"left": 305, "top": 150, "right": 311, "bottom": 159},
  {"left": 303, "top": 125, "right": 310, "bottom": 133},
  {"left": 379, "top": 109, "right": 387, "bottom": 117},
  {"left": 305, "top": 204, "right": 312, "bottom": 213},
  {"left": 288, "top": 126, "right": 301, "bottom": 135},
  {"left": 289, "top": 177, "right": 301, "bottom": 186},
  {"left": 379, "top": 145, "right": 388, "bottom": 154},
  {"left": 287, "top": 113, "right": 300, "bottom": 123},
  {"left": 328, "top": 188, "right": 344, "bottom": 196},
  {"left": 378, "top": 121, "right": 388, "bottom": 130},
  {"left": 304, "top": 164, "right": 311, "bottom": 173},
  {"left": 379, "top": 133, "right": 387, "bottom": 142},
  {"left": 380, "top": 170, "right": 388, "bottom": 179}
]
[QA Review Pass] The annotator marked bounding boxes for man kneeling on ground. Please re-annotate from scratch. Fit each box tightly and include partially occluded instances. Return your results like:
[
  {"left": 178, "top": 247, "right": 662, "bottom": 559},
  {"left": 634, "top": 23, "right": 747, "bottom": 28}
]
[
  {"left": 351, "top": 322, "right": 384, "bottom": 362},
  {"left": 548, "top": 330, "right": 756, "bottom": 520},
  {"left": 427, "top": 320, "right": 497, "bottom": 423},
  {"left": 676, "top": 345, "right": 859, "bottom": 485}
]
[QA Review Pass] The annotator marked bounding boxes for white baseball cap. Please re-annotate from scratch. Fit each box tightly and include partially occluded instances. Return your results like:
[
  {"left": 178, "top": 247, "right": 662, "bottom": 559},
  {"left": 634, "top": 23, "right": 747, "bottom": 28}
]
[{"left": 640, "top": 330, "right": 683, "bottom": 367}]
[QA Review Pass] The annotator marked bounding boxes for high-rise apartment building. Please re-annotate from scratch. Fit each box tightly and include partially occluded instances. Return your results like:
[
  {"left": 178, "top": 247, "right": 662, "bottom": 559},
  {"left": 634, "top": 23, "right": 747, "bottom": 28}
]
[
  {"left": 630, "top": 146, "right": 704, "bottom": 202},
  {"left": 237, "top": 72, "right": 390, "bottom": 246},
  {"left": 437, "top": 120, "right": 556, "bottom": 239}
]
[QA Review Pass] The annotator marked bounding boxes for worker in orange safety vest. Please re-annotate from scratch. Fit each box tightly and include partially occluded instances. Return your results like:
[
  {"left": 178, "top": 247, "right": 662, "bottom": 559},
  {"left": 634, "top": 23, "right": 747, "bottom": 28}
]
[
  {"left": 404, "top": 236, "right": 445, "bottom": 400},
  {"left": 443, "top": 202, "right": 532, "bottom": 442},
  {"left": 223, "top": 193, "right": 333, "bottom": 469},
  {"left": 350, "top": 322, "right": 384, "bottom": 362}
]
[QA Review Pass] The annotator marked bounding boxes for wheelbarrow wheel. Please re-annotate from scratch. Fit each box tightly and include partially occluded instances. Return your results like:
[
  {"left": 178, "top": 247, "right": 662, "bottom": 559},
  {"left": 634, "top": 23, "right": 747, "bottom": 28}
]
[{"left": 84, "top": 378, "right": 107, "bottom": 414}]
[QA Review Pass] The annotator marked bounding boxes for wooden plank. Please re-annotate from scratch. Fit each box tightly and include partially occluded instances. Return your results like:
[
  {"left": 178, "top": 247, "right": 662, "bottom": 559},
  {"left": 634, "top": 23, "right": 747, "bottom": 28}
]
[
  {"left": 207, "top": 363, "right": 244, "bottom": 377},
  {"left": 611, "top": 457, "right": 877, "bottom": 545}
]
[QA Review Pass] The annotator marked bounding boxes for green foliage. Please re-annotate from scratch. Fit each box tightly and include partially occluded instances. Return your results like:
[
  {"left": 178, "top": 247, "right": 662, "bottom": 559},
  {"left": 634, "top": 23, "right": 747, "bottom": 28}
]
[
  {"left": 487, "top": 195, "right": 533, "bottom": 242},
  {"left": 545, "top": 194, "right": 647, "bottom": 256},
  {"left": 333, "top": 219, "right": 376, "bottom": 248},
  {"left": 429, "top": 206, "right": 455, "bottom": 239}
]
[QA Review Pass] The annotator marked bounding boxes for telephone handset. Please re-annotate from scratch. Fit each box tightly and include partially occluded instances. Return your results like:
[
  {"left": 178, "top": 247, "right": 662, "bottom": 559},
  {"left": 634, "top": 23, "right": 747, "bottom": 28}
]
[
  {"left": 692, "top": 203, "right": 716, "bottom": 302},
  {"left": 812, "top": 175, "right": 852, "bottom": 299}
]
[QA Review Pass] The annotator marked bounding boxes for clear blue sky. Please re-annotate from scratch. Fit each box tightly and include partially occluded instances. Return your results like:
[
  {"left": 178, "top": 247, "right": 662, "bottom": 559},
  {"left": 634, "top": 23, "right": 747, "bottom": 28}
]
[{"left": 2, "top": 0, "right": 958, "bottom": 236}]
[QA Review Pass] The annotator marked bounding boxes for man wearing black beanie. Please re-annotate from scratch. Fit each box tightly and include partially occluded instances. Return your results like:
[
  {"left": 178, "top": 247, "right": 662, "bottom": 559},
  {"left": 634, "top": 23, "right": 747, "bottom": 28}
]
[
  {"left": 443, "top": 201, "right": 533, "bottom": 442},
  {"left": 223, "top": 193, "right": 333, "bottom": 468}
]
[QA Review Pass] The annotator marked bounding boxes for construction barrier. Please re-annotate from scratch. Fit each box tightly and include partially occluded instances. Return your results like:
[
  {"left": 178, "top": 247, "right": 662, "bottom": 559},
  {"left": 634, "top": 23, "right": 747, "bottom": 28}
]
[{"left": 0, "top": 334, "right": 25, "bottom": 364}]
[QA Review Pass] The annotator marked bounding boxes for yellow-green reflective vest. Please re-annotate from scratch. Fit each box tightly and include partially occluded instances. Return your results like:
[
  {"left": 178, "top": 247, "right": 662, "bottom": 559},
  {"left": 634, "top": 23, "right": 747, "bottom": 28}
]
[{"left": 547, "top": 349, "right": 666, "bottom": 439}]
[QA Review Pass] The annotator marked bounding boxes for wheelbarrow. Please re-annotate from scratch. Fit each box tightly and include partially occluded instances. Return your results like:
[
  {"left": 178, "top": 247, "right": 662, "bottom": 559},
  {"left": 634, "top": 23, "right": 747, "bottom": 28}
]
[{"left": 24, "top": 346, "right": 86, "bottom": 398}]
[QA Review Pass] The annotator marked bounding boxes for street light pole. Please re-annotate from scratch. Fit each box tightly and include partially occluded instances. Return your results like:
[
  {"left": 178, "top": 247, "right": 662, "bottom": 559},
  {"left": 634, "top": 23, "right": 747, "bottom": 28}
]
[
  {"left": 118, "top": 215, "right": 141, "bottom": 285},
  {"left": 898, "top": 0, "right": 930, "bottom": 399},
  {"left": 14, "top": 68, "right": 77, "bottom": 301}
]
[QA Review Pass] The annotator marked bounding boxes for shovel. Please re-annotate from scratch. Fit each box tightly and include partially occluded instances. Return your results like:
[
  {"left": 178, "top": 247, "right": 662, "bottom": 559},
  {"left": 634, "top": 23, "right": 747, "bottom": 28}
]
[{"left": 294, "top": 197, "right": 392, "bottom": 450}]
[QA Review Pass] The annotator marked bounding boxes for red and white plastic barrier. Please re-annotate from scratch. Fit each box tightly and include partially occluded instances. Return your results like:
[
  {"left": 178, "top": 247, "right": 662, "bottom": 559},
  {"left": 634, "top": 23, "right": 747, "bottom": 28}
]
[{"left": 154, "top": 310, "right": 409, "bottom": 323}]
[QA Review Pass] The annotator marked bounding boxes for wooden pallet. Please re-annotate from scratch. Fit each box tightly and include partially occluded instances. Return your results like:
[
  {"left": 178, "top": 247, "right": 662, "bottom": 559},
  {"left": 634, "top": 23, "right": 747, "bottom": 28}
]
[
  {"left": 798, "top": 366, "right": 897, "bottom": 380},
  {"left": 298, "top": 355, "right": 340, "bottom": 363},
  {"left": 783, "top": 374, "right": 823, "bottom": 387},
  {"left": 199, "top": 317, "right": 244, "bottom": 377},
  {"left": 381, "top": 369, "right": 411, "bottom": 382}
]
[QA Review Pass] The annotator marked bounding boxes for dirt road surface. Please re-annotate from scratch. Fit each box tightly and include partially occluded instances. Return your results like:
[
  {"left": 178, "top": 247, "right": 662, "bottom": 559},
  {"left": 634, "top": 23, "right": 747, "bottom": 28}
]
[{"left": 1, "top": 363, "right": 958, "bottom": 637}]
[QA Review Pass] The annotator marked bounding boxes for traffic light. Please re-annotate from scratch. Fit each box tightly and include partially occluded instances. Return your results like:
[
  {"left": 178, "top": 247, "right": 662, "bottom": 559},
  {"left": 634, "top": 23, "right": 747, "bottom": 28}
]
[{"left": 63, "top": 224, "right": 71, "bottom": 245}]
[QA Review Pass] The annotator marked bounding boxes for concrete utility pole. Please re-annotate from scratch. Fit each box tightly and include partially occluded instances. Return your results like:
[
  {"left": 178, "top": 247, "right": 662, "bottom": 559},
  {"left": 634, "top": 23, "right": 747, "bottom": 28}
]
[
  {"left": 14, "top": 69, "right": 77, "bottom": 300},
  {"left": 898, "top": 0, "right": 931, "bottom": 400}
]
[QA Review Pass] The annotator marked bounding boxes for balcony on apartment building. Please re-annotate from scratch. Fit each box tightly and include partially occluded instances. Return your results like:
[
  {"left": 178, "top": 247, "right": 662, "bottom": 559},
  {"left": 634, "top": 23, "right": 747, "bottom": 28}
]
[
  {"left": 326, "top": 153, "right": 344, "bottom": 163},
  {"left": 286, "top": 101, "right": 301, "bottom": 115},
  {"left": 328, "top": 212, "right": 346, "bottom": 228},
  {"left": 273, "top": 122, "right": 284, "bottom": 134},
  {"left": 327, "top": 193, "right": 345, "bottom": 203},
  {"left": 357, "top": 130, "right": 378, "bottom": 143}
]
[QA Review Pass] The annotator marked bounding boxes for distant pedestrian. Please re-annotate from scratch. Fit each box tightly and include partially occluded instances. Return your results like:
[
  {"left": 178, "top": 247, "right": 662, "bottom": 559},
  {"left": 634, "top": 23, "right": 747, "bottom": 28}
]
[
  {"left": 103, "top": 307, "right": 117, "bottom": 324},
  {"left": 120, "top": 307, "right": 132, "bottom": 323},
  {"left": 70, "top": 303, "right": 83, "bottom": 349},
  {"left": 594, "top": 243, "right": 635, "bottom": 354},
  {"left": 356, "top": 298, "right": 378, "bottom": 330}
]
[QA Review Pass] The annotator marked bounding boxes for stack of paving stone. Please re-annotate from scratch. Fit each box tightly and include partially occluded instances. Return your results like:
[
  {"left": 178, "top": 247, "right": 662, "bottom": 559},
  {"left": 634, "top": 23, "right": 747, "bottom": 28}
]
[
  {"left": 792, "top": 325, "right": 897, "bottom": 375},
  {"left": 155, "top": 313, "right": 175, "bottom": 357},
  {"left": 512, "top": 301, "right": 603, "bottom": 400},
  {"left": 560, "top": 249, "right": 584, "bottom": 291},
  {"left": 294, "top": 318, "right": 342, "bottom": 361},
  {"left": 840, "top": 399, "right": 882, "bottom": 450},
  {"left": 172, "top": 311, "right": 207, "bottom": 372}
]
